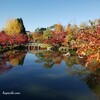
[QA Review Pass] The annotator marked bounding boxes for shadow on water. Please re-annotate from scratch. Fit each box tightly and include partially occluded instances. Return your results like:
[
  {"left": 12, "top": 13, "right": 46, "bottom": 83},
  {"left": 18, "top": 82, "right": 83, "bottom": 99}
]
[{"left": 0, "top": 49, "right": 100, "bottom": 100}]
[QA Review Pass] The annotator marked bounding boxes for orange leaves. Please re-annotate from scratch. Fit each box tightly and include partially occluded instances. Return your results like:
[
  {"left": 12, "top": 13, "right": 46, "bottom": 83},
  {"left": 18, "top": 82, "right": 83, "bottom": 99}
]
[
  {"left": 85, "top": 53, "right": 100, "bottom": 71},
  {"left": 87, "top": 53, "right": 100, "bottom": 63},
  {"left": 54, "top": 23, "right": 63, "bottom": 34},
  {"left": 76, "top": 24, "right": 100, "bottom": 68},
  {"left": 75, "top": 21, "right": 100, "bottom": 70}
]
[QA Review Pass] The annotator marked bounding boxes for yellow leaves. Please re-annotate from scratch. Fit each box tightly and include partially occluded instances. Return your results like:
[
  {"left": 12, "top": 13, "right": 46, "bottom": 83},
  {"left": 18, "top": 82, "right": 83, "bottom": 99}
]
[
  {"left": 55, "top": 23, "right": 63, "bottom": 33},
  {"left": 54, "top": 57, "right": 62, "bottom": 64},
  {"left": 32, "top": 32, "right": 44, "bottom": 42},
  {"left": 66, "top": 23, "right": 71, "bottom": 33},
  {"left": 66, "top": 23, "right": 78, "bottom": 35},
  {"left": 4, "top": 19, "right": 22, "bottom": 35},
  {"left": 80, "top": 22, "right": 87, "bottom": 29},
  {"left": 10, "top": 58, "right": 19, "bottom": 66},
  {"left": 65, "top": 36, "right": 69, "bottom": 43},
  {"left": 43, "top": 30, "right": 53, "bottom": 39},
  {"left": 85, "top": 53, "right": 100, "bottom": 67}
]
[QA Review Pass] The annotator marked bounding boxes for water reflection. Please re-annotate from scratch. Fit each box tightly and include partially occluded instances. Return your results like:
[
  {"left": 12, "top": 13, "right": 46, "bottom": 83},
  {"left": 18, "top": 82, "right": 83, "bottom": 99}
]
[
  {"left": 31, "top": 50, "right": 100, "bottom": 99},
  {"left": 85, "top": 73, "right": 100, "bottom": 99},
  {"left": 65, "top": 65, "right": 100, "bottom": 99},
  {"left": 34, "top": 51, "right": 80, "bottom": 68},
  {"left": 0, "top": 49, "right": 100, "bottom": 99},
  {"left": 0, "top": 50, "right": 27, "bottom": 74}
]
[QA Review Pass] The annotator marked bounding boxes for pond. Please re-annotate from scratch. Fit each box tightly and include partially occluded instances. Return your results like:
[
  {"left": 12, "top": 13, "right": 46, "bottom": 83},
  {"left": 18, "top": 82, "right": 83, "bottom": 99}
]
[{"left": 0, "top": 49, "right": 100, "bottom": 100}]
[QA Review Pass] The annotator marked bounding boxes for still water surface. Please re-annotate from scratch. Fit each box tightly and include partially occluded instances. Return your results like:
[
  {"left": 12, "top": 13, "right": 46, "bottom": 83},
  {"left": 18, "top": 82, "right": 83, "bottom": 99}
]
[{"left": 0, "top": 50, "right": 100, "bottom": 100}]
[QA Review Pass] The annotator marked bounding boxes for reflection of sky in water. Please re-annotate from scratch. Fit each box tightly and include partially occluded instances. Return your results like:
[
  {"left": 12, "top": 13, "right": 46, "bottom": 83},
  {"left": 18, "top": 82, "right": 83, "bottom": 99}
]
[{"left": 0, "top": 51, "right": 99, "bottom": 100}]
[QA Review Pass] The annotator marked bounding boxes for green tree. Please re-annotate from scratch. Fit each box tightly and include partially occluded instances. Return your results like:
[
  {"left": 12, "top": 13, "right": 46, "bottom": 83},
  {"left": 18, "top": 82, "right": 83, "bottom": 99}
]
[
  {"left": 17, "top": 18, "right": 26, "bottom": 34},
  {"left": 43, "top": 30, "right": 53, "bottom": 40},
  {"left": 47, "top": 24, "right": 56, "bottom": 30},
  {"left": 34, "top": 27, "right": 46, "bottom": 34}
]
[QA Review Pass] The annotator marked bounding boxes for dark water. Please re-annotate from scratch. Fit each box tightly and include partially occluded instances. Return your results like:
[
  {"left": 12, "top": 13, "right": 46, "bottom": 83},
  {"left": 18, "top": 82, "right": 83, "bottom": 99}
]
[{"left": 0, "top": 49, "right": 100, "bottom": 100}]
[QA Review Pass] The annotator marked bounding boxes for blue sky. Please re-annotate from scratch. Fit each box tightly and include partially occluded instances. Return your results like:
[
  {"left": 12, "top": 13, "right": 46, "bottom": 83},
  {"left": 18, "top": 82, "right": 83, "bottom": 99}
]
[{"left": 0, "top": 0, "right": 100, "bottom": 31}]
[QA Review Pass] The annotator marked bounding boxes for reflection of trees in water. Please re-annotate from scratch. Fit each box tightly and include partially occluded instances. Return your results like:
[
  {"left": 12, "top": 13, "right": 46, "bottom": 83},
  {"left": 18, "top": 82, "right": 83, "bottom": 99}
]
[
  {"left": 64, "top": 56, "right": 79, "bottom": 68},
  {"left": 34, "top": 51, "right": 100, "bottom": 99},
  {"left": 35, "top": 52, "right": 55, "bottom": 68},
  {"left": 65, "top": 65, "right": 100, "bottom": 100},
  {"left": 82, "top": 61, "right": 100, "bottom": 99},
  {"left": 65, "top": 65, "right": 90, "bottom": 78},
  {"left": 84, "top": 68, "right": 100, "bottom": 100},
  {"left": 35, "top": 51, "right": 66, "bottom": 68},
  {"left": 35, "top": 51, "right": 80, "bottom": 68},
  {"left": 0, "top": 50, "right": 27, "bottom": 74},
  {"left": 35, "top": 55, "right": 54, "bottom": 69}
]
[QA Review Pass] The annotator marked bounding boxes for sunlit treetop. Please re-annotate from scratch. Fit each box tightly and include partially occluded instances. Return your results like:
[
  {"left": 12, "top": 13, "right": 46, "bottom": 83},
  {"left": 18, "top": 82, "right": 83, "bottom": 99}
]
[{"left": 4, "top": 18, "right": 26, "bottom": 36}]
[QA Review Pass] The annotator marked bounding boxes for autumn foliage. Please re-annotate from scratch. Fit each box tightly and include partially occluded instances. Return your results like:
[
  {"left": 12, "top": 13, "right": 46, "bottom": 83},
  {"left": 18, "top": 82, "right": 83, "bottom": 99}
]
[
  {"left": 0, "top": 50, "right": 27, "bottom": 74},
  {"left": 75, "top": 25, "right": 100, "bottom": 69},
  {"left": 0, "top": 31, "right": 28, "bottom": 46},
  {"left": 0, "top": 18, "right": 28, "bottom": 46},
  {"left": 32, "top": 20, "right": 100, "bottom": 68},
  {"left": 45, "top": 32, "right": 66, "bottom": 46},
  {"left": 4, "top": 18, "right": 26, "bottom": 35},
  {"left": 0, "top": 18, "right": 100, "bottom": 69}
]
